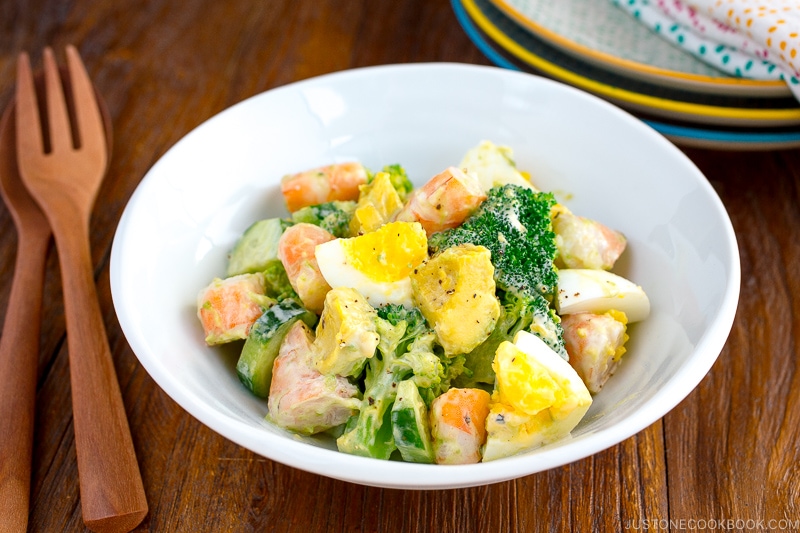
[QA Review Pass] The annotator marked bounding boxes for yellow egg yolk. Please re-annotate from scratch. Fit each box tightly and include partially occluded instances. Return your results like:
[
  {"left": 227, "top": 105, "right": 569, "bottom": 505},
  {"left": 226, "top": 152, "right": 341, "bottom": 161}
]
[
  {"left": 493, "top": 341, "right": 570, "bottom": 416},
  {"left": 340, "top": 221, "right": 428, "bottom": 283}
]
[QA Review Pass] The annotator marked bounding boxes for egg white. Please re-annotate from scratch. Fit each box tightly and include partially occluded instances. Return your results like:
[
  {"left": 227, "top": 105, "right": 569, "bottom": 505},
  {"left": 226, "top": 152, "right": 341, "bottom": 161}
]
[
  {"left": 555, "top": 269, "right": 650, "bottom": 323},
  {"left": 315, "top": 238, "right": 414, "bottom": 308}
]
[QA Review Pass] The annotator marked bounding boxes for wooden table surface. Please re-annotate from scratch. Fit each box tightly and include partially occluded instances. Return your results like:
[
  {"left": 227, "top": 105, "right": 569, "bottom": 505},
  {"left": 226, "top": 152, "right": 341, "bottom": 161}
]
[{"left": 1, "top": 1, "right": 799, "bottom": 531}]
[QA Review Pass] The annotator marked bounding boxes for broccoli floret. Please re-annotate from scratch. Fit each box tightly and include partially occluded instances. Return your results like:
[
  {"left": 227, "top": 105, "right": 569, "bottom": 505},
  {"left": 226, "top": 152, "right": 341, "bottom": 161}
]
[
  {"left": 336, "top": 305, "right": 452, "bottom": 459},
  {"left": 429, "top": 184, "right": 558, "bottom": 298},
  {"left": 382, "top": 164, "right": 414, "bottom": 202},
  {"left": 434, "top": 352, "right": 470, "bottom": 402},
  {"left": 377, "top": 304, "right": 467, "bottom": 402},
  {"left": 367, "top": 164, "right": 413, "bottom": 202},
  {"left": 291, "top": 200, "right": 356, "bottom": 238},
  {"left": 429, "top": 184, "right": 566, "bottom": 382},
  {"left": 376, "top": 304, "right": 429, "bottom": 344}
]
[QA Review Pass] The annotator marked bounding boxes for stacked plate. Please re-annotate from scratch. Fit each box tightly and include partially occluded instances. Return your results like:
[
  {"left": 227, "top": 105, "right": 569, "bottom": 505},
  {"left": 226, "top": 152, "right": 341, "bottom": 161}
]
[{"left": 452, "top": 0, "right": 800, "bottom": 149}]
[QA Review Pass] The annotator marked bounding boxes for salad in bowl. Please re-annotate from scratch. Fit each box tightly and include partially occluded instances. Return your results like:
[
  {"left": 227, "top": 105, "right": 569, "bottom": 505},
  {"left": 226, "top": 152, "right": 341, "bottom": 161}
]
[{"left": 194, "top": 140, "right": 650, "bottom": 465}]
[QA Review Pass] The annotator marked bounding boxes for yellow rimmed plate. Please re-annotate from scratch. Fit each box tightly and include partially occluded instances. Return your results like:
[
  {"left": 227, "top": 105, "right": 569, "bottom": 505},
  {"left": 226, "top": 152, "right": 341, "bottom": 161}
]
[
  {"left": 489, "top": 0, "right": 791, "bottom": 98},
  {"left": 459, "top": 0, "right": 800, "bottom": 128}
]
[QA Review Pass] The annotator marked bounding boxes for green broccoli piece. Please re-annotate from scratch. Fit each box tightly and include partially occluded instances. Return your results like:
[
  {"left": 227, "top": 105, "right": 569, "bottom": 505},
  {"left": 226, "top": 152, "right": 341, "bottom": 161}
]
[
  {"left": 365, "top": 164, "right": 413, "bottom": 202},
  {"left": 375, "top": 304, "right": 429, "bottom": 340},
  {"left": 375, "top": 305, "right": 466, "bottom": 401},
  {"left": 336, "top": 305, "right": 448, "bottom": 459},
  {"left": 291, "top": 200, "right": 356, "bottom": 238},
  {"left": 429, "top": 184, "right": 566, "bottom": 382},
  {"left": 378, "top": 164, "right": 414, "bottom": 202}
]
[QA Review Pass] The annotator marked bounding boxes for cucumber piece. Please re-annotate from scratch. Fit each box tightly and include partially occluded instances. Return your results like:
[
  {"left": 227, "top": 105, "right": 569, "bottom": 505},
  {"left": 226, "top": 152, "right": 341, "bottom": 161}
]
[
  {"left": 227, "top": 218, "right": 292, "bottom": 277},
  {"left": 391, "top": 380, "right": 435, "bottom": 463},
  {"left": 236, "top": 298, "right": 317, "bottom": 398}
]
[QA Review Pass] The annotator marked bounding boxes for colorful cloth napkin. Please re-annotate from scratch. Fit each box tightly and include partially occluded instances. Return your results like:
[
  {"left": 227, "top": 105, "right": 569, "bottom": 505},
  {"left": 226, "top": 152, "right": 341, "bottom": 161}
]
[{"left": 610, "top": 0, "right": 800, "bottom": 98}]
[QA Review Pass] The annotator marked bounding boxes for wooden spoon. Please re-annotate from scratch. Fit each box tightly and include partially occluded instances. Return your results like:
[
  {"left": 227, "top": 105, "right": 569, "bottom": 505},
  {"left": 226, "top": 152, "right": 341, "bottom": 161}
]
[{"left": 0, "top": 92, "right": 51, "bottom": 533}]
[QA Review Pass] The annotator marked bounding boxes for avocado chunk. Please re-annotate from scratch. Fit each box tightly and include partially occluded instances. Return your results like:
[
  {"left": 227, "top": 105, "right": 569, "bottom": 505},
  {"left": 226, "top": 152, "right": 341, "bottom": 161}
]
[
  {"left": 227, "top": 218, "right": 291, "bottom": 277},
  {"left": 312, "top": 287, "right": 380, "bottom": 378},
  {"left": 349, "top": 172, "right": 404, "bottom": 236},
  {"left": 236, "top": 298, "right": 317, "bottom": 398},
  {"left": 410, "top": 243, "right": 500, "bottom": 356}
]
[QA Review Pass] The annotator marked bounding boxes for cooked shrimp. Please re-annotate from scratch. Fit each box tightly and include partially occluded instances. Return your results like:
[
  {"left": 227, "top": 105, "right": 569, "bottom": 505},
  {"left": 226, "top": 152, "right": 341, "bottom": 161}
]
[
  {"left": 561, "top": 311, "right": 628, "bottom": 394},
  {"left": 197, "top": 273, "right": 271, "bottom": 345},
  {"left": 429, "top": 387, "right": 491, "bottom": 464},
  {"left": 277, "top": 223, "right": 334, "bottom": 314},
  {"left": 268, "top": 321, "right": 360, "bottom": 435},
  {"left": 552, "top": 205, "right": 627, "bottom": 270},
  {"left": 394, "top": 166, "right": 486, "bottom": 236},
  {"left": 281, "top": 162, "right": 369, "bottom": 213}
]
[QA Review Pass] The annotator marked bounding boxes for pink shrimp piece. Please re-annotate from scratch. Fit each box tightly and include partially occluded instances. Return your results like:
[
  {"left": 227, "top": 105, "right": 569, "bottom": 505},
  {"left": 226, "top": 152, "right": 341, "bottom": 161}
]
[
  {"left": 277, "top": 223, "right": 334, "bottom": 314},
  {"left": 280, "top": 162, "right": 368, "bottom": 213},
  {"left": 562, "top": 312, "right": 628, "bottom": 394},
  {"left": 429, "top": 388, "right": 491, "bottom": 464},
  {"left": 552, "top": 208, "right": 627, "bottom": 270},
  {"left": 394, "top": 166, "right": 486, "bottom": 236},
  {"left": 196, "top": 273, "right": 269, "bottom": 345},
  {"left": 268, "top": 321, "right": 360, "bottom": 435}
]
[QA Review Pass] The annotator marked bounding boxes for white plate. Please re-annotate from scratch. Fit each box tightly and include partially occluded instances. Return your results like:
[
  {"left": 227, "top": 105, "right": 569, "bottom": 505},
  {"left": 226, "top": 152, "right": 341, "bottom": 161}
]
[{"left": 111, "top": 63, "right": 740, "bottom": 489}]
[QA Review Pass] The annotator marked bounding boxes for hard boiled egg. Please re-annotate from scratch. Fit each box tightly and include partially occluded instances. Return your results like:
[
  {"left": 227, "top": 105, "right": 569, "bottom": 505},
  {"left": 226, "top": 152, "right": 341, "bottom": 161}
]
[
  {"left": 459, "top": 140, "right": 537, "bottom": 192},
  {"left": 482, "top": 330, "right": 592, "bottom": 462},
  {"left": 315, "top": 221, "right": 428, "bottom": 308},
  {"left": 555, "top": 268, "right": 650, "bottom": 323}
]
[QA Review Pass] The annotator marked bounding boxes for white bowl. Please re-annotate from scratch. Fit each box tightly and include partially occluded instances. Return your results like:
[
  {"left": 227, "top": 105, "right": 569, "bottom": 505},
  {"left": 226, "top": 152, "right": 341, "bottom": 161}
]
[{"left": 110, "top": 63, "right": 740, "bottom": 489}]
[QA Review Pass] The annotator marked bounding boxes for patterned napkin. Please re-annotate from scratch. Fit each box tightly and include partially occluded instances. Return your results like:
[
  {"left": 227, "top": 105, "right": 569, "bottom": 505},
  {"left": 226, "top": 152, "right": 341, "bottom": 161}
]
[{"left": 610, "top": 0, "right": 800, "bottom": 98}]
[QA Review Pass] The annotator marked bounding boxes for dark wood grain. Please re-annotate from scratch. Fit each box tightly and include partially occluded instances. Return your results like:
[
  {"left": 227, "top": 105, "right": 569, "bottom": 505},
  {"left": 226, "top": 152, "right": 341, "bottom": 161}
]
[
  {"left": 664, "top": 149, "right": 800, "bottom": 529},
  {"left": 0, "top": 1, "right": 798, "bottom": 531}
]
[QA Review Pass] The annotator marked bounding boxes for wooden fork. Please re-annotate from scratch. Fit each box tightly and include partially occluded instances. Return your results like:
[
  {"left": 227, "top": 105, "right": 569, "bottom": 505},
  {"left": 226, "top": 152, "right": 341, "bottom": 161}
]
[{"left": 15, "top": 46, "right": 147, "bottom": 533}]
